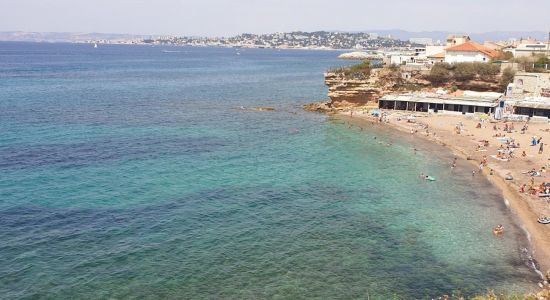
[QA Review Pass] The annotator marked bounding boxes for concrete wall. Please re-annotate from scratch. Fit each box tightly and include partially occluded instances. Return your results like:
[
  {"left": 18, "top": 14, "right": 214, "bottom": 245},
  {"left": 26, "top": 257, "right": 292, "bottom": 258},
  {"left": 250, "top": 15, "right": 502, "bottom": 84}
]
[
  {"left": 445, "top": 51, "right": 490, "bottom": 63},
  {"left": 511, "top": 73, "right": 550, "bottom": 97}
]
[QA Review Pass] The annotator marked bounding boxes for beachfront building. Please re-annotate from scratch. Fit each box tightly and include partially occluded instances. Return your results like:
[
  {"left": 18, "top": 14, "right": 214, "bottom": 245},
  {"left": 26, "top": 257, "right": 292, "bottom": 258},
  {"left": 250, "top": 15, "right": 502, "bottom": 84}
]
[
  {"left": 444, "top": 41, "right": 500, "bottom": 63},
  {"left": 507, "top": 98, "right": 550, "bottom": 119},
  {"left": 379, "top": 91, "right": 502, "bottom": 115},
  {"left": 504, "top": 72, "right": 550, "bottom": 119},
  {"left": 507, "top": 72, "right": 550, "bottom": 98}
]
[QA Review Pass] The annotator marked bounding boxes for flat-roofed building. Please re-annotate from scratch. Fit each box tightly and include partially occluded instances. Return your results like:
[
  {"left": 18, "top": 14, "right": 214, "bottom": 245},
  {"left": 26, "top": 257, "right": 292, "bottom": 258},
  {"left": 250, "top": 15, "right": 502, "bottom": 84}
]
[
  {"left": 379, "top": 91, "right": 502, "bottom": 115},
  {"left": 507, "top": 42, "right": 550, "bottom": 58}
]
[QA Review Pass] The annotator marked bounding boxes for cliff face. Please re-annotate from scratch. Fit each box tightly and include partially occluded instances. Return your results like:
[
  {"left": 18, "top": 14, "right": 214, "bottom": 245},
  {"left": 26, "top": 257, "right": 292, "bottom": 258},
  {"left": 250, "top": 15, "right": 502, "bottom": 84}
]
[
  {"left": 324, "top": 68, "right": 417, "bottom": 108},
  {"left": 324, "top": 72, "right": 381, "bottom": 108}
]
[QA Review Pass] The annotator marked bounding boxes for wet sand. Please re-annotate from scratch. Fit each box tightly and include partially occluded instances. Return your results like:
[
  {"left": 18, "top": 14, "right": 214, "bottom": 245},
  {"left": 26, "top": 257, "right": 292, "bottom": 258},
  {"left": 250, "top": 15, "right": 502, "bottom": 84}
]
[{"left": 341, "top": 109, "right": 550, "bottom": 275}]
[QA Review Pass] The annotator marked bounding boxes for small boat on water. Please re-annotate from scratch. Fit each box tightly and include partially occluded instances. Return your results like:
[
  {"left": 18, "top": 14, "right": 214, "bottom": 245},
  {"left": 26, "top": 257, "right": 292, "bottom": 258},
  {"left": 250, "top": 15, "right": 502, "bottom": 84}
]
[{"left": 538, "top": 217, "right": 550, "bottom": 224}]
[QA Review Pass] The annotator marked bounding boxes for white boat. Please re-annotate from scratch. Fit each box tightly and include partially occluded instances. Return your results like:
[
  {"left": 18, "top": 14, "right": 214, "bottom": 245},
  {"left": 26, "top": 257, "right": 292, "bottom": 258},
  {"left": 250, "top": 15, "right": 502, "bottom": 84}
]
[
  {"left": 94, "top": 43, "right": 98, "bottom": 49},
  {"left": 538, "top": 217, "right": 550, "bottom": 224}
]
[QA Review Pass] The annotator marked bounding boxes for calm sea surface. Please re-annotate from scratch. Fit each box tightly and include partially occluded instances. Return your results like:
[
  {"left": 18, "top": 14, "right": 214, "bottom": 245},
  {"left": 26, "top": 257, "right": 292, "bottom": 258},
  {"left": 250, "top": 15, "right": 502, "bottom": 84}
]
[{"left": 0, "top": 42, "right": 538, "bottom": 299}]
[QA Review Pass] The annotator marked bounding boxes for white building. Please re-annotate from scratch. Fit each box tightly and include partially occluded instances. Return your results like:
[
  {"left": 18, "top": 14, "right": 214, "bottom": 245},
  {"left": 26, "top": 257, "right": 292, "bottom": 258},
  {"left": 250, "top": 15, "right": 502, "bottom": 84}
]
[
  {"left": 444, "top": 41, "right": 500, "bottom": 63},
  {"left": 379, "top": 91, "right": 502, "bottom": 115},
  {"left": 507, "top": 72, "right": 550, "bottom": 98},
  {"left": 409, "top": 38, "right": 433, "bottom": 45},
  {"left": 446, "top": 35, "right": 471, "bottom": 47},
  {"left": 390, "top": 55, "right": 415, "bottom": 65},
  {"left": 425, "top": 45, "right": 446, "bottom": 57},
  {"left": 506, "top": 42, "right": 550, "bottom": 58}
]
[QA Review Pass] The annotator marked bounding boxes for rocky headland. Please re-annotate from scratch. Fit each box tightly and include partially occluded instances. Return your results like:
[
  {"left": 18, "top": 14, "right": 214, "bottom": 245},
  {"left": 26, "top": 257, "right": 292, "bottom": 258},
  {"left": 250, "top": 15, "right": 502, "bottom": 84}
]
[{"left": 312, "top": 61, "right": 512, "bottom": 111}]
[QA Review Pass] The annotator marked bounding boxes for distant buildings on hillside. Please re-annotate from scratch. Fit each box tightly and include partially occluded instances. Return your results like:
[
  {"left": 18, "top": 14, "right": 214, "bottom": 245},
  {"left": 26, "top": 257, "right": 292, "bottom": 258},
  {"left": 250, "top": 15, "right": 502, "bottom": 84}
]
[
  {"left": 140, "top": 31, "right": 413, "bottom": 50},
  {"left": 385, "top": 33, "right": 549, "bottom": 67}
]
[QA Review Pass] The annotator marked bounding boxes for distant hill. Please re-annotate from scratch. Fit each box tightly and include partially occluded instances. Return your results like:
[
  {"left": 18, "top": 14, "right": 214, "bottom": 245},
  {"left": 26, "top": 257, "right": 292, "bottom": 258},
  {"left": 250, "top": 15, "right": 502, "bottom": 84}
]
[
  {"left": 0, "top": 31, "right": 147, "bottom": 43},
  {"left": 360, "top": 29, "right": 549, "bottom": 42}
]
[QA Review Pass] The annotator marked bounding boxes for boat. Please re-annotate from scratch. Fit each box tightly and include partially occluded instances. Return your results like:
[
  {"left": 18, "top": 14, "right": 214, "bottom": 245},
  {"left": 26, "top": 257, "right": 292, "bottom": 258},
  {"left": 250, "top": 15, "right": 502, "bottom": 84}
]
[
  {"left": 426, "top": 176, "right": 436, "bottom": 181},
  {"left": 538, "top": 217, "right": 550, "bottom": 224},
  {"left": 94, "top": 43, "right": 98, "bottom": 49}
]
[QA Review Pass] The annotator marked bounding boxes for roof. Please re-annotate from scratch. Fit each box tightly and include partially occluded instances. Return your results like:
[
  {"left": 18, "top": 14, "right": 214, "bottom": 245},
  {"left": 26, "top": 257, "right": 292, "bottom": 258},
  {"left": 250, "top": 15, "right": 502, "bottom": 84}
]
[
  {"left": 514, "top": 102, "right": 550, "bottom": 109},
  {"left": 506, "top": 97, "right": 550, "bottom": 110},
  {"left": 380, "top": 93, "right": 501, "bottom": 107},
  {"left": 428, "top": 52, "right": 445, "bottom": 58},
  {"left": 445, "top": 41, "right": 500, "bottom": 58}
]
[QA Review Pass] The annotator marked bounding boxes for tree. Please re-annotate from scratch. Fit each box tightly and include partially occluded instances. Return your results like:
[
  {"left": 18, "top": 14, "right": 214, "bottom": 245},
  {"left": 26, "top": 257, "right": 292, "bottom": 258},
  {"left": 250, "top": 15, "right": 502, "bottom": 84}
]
[
  {"left": 499, "top": 67, "right": 516, "bottom": 91},
  {"left": 453, "top": 63, "right": 476, "bottom": 81},
  {"left": 426, "top": 63, "right": 452, "bottom": 84}
]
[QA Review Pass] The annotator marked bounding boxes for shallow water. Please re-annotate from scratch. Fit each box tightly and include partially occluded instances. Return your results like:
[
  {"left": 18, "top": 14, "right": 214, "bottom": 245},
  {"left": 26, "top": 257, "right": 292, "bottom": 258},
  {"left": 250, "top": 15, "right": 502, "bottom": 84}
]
[{"left": 0, "top": 42, "right": 538, "bottom": 299}]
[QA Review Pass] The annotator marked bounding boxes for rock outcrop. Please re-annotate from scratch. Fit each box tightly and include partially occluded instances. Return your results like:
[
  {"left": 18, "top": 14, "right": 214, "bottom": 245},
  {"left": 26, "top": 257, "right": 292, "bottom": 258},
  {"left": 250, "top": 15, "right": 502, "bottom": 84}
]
[
  {"left": 324, "top": 66, "right": 503, "bottom": 109},
  {"left": 324, "top": 72, "right": 381, "bottom": 108},
  {"left": 325, "top": 68, "right": 418, "bottom": 108}
]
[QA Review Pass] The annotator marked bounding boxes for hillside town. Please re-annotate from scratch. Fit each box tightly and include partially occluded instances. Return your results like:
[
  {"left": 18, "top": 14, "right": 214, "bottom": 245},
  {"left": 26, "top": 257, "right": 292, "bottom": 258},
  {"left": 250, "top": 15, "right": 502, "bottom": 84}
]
[{"left": 140, "top": 31, "right": 413, "bottom": 49}]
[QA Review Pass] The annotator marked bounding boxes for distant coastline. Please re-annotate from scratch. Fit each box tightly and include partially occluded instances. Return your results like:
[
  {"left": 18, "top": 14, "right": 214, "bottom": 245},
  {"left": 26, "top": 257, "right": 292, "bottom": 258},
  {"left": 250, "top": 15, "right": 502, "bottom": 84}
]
[{"left": 2, "top": 29, "right": 548, "bottom": 48}]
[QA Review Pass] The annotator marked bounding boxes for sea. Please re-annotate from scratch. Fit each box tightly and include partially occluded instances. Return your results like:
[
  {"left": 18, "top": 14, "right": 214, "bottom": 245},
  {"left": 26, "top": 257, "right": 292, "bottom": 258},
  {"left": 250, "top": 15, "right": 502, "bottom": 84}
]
[{"left": 0, "top": 42, "right": 539, "bottom": 299}]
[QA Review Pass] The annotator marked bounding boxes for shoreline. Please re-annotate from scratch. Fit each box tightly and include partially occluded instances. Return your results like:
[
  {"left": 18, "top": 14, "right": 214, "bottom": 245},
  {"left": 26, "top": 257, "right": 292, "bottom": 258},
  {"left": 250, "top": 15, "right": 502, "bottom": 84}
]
[{"left": 333, "top": 108, "right": 550, "bottom": 279}]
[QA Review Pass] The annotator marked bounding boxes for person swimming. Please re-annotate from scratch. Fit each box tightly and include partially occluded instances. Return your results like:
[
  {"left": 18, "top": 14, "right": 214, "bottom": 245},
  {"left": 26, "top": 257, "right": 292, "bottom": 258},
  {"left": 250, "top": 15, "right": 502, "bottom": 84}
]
[{"left": 493, "top": 224, "right": 504, "bottom": 236}]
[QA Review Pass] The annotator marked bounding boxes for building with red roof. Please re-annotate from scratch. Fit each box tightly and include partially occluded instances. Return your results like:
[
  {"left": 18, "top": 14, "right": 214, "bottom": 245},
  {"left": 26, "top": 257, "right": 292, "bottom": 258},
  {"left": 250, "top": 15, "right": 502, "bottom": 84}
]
[{"left": 444, "top": 41, "right": 500, "bottom": 63}]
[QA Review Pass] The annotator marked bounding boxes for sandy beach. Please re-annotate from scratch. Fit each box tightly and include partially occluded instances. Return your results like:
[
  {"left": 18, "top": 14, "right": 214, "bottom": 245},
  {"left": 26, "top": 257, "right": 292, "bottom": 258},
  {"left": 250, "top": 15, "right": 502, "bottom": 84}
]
[{"left": 342, "top": 108, "right": 550, "bottom": 275}]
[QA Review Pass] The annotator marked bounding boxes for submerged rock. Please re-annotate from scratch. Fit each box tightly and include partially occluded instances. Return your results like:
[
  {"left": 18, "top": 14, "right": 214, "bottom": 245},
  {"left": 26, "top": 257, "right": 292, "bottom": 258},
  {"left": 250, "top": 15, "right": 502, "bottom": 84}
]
[
  {"left": 253, "top": 106, "right": 275, "bottom": 111},
  {"left": 303, "top": 101, "right": 333, "bottom": 112}
]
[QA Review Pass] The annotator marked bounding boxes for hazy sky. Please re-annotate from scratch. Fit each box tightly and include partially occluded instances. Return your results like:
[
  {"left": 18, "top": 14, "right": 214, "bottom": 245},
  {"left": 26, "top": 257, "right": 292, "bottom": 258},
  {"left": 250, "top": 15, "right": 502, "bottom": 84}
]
[{"left": 0, "top": 0, "right": 548, "bottom": 36}]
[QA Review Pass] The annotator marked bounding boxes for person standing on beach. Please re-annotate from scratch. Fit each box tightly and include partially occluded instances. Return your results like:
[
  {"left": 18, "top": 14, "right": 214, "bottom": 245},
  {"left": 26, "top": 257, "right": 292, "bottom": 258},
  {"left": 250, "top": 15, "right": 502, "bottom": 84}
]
[{"left": 540, "top": 142, "right": 544, "bottom": 154}]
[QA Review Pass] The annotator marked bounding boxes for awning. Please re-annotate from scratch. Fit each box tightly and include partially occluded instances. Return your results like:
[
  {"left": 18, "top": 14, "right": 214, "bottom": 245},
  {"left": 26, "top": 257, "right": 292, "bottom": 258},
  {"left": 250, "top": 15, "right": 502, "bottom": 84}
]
[
  {"left": 380, "top": 95, "right": 499, "bottom": 107},
  {"left": 513, "top": 102, "right": 550, "bottom": 110}
]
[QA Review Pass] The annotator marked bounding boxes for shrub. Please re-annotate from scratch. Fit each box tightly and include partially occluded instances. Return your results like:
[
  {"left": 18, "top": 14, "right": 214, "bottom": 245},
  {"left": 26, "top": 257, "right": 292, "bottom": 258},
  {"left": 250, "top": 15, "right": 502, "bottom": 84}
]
[
  {"left": 327, "top": 60, "right": 371, "bottom": 78},
  {"left": 473, "top": 62, "right": 500, "bottom": 77},
  {"left": 453, "top": 63, "right": 477, "bottom": 81},
  {"left": 426, "top": 62, "right": 452, "bottom": 84},
  {"left": 499, "top": 67, "right": 516, "bottom": 91}
]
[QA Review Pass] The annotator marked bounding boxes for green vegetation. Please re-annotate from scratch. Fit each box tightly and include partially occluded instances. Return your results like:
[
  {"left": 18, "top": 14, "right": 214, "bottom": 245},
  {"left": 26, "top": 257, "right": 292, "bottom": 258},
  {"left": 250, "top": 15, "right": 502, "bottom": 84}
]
[
  {"left": 497, "top": 51, "right": 515, "bottom": 61},
  {"left": 425, "top": 63, "right": 452, "bottom": 84},
  {"left": 499, "top": 67, "right": 516, "bottom": 90},
  {"left": 328, "top": 60, "right": 371, "bottom": 78},
  {"left": 512, "top": 54, "right": 550, "bottom": 73},
  {"left": 425, "top": 62, "right": 501, "bottom": 84}
]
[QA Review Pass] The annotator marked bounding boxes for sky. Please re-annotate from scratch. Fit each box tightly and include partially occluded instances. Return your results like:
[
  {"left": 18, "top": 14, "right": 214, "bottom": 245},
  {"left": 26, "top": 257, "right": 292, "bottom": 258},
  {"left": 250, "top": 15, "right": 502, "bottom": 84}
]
[{"left": 0, "top": 0, "right": 548, "bottom": 36}]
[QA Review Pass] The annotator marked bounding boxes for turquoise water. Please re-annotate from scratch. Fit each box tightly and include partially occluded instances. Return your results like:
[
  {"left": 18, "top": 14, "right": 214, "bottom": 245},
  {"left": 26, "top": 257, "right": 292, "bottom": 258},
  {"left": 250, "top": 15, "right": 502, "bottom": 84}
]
[{"left": 0, "top": 42, "right": 538, "bottom": 299}]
